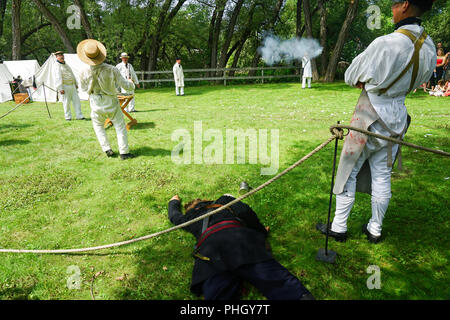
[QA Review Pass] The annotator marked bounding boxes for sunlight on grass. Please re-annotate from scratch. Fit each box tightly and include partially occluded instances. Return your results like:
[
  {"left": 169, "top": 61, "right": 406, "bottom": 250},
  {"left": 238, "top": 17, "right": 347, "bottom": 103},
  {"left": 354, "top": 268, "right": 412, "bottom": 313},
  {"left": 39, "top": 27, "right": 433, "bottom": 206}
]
[{"left": 0, "top": 82, "right": 448, "bottom": 300}]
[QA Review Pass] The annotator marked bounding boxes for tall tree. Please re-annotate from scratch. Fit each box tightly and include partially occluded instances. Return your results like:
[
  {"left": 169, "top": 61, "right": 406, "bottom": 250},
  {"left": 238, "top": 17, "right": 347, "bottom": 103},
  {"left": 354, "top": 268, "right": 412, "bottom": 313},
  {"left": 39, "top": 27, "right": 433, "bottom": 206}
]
[
  {"left": 31, "top": 0, "right": 75, "bottom": 52},
  {"left": 0, "top": 0, "right": 7, "bottom": 39},
  {"left": 296, "top": 0, "right": 302, "bottom": 38},
  {"left": 207, "top": 0, "right": 227, "bottom": 76},
  {"left": 324, "top": 0, "right": 359, "bottom": 82},
  {"left": 217, "top": 0, "right": 245, "bottom": 69},
  {"left": 147, "top": 0, "right": 187, "bottom": 72},
  {"left": 74, "top": 0, "right": 93, "bottom": 39},
  {"left": 318, "top": 0, "right": 328, "bottom": 77},
  {"left": 303, "top": 0, "right": 319, "bottom": 80},
  {"left": 12, "top": 0, "right": 22, "bottom": 60}
]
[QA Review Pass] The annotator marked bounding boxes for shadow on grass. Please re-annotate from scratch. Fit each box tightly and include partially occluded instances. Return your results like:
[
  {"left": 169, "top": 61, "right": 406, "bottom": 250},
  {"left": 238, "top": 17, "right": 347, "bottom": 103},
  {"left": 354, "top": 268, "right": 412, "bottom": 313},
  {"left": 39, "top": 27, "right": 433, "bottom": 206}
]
[
  {"left": 0, "top": 139, "right": 30, "bottom": 147},
  {"left": 133, "top": 146, "right": 171, "bottom": 157},
  {"left": 132, "top": 122, "right": 156, "bottom": 130},
  {"left": 0, "top": 123, "right": 34, "bottom": 133}
]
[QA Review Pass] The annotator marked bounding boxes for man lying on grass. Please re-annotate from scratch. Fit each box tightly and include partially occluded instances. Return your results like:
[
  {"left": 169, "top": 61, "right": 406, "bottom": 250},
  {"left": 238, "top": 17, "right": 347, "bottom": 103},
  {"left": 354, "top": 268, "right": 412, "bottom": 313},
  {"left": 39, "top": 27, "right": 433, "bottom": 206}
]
[{"left": 168, "top": 194, "right": 314, "bottom": 300}]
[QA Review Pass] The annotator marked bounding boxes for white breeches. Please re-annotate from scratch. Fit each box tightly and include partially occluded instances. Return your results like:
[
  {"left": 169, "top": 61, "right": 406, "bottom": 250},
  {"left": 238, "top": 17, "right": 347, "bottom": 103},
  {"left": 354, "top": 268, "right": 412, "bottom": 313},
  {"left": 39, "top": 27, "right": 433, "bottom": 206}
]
[
  {"left": 302, "top": 77, "right": 311, "bottom": 88},
  {"left": 176, "top": 87, "right": 184, "bottom": 95},
  {"left": 61, "top": 84, "right": 83, "bottom": 120},
  {"left": 331, "top": 131, "right": 399, "bottom": 236},
  {"left": 89, "top": 95, "right": 129, "bottom": 155}
]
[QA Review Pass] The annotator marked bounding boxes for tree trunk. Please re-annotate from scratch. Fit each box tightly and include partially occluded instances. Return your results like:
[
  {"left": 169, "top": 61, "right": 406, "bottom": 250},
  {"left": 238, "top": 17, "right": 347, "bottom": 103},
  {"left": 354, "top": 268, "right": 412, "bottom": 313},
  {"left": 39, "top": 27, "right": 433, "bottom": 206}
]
[
  {"left": 296, "top": 0, "right": 302, "bottom": 38},
  {"left": 147, "top": 0, "right": 186, "bottom": 73},
  {"left": 0, "top": 0, "right": 7, "bottom": 39},
  {"left": 324, "top": 0, "right": 359, "bottom": 82},
  {"left": 209, "top": 0, "right": 226, "bottom": 77},
  {"left": 218, "top": 0, "right": 244, "bottom": 70},
  {"left": 74, "top": 0, "right": 93, "bottom": 39},
  {"left": 318, "top": 0, "right": 328, "bottom": 77},
  {"left": 12, "top": 0, "right": 22, "bottom": 60},
  {"left": 303, "top": 0, "right": 319, "bottom": 81},
  {"left": 31, "top": 0, "right": 75, "bottom": 52},
  {"left": 249, "top": 0, "right": 284, "bottom": 77}
]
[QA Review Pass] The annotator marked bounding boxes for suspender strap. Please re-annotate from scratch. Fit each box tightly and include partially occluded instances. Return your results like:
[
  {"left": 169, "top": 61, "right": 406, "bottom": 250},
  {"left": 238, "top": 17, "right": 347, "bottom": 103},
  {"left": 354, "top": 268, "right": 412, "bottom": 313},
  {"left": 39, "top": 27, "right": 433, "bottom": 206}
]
[
  {"left": 378, "top": 29, "right": 427, "bottom": 95},
  {"left": 200, "top": 203, "right": 235, "bottom": 234}
]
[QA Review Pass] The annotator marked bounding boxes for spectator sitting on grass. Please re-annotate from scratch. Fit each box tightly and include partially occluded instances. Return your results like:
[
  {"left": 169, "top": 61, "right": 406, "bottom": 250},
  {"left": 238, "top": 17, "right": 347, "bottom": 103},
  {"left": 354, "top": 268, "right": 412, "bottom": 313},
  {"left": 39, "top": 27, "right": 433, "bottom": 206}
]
[{"left": 429, "top": 80, "right": 446, "bottom": 96}]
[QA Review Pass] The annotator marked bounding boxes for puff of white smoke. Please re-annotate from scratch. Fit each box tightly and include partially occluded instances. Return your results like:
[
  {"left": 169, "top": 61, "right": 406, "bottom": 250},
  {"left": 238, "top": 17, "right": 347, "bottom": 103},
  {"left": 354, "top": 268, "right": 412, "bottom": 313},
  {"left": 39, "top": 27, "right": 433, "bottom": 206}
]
[{"left": 259, "top": 35, "right": 323, "bottom": 66}]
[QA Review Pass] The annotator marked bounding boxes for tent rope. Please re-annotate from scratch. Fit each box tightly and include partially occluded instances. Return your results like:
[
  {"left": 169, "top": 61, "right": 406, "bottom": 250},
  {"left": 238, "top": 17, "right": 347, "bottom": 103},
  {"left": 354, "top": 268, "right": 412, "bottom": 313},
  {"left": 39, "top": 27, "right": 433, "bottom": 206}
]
[{"left": 0, "top": 125, "right": 447, "bottom": 254}]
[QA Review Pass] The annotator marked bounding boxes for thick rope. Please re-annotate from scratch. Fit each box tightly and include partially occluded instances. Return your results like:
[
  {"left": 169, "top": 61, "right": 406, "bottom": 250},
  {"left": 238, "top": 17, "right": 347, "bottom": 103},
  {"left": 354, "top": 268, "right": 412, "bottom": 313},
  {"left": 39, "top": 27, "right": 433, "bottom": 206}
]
[
  {"left": 0, "top": 134, "right": 339, "bottom": 254},
  {"left": 0, "top": 123, "right": 447, "bottom": 255},
  {"left": 331, "top": 124, "right": 450, "bottom": 157}
]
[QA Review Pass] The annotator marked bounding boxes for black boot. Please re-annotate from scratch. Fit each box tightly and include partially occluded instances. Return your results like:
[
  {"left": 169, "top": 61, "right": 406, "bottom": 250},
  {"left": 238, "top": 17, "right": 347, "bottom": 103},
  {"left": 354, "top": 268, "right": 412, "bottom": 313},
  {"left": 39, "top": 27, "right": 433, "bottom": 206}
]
[
  {"left": 316, "top": 222, "right": 347, "bottom": 242},
  {"left": 120, "top": 153, "right": 136, "bottom": 160},
  {"left": 362, "top": 224, "right": 382, "bottom": 244},
  {"left": 105, "top": 149, "right": 114, "bottom": 157}
]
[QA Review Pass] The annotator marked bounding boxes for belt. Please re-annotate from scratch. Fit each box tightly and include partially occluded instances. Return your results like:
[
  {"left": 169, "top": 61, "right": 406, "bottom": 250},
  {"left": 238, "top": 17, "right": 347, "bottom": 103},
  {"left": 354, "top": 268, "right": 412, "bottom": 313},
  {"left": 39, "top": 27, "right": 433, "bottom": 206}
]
[{"left": 193, "top": 219, "right": 242, "bottom": 261}]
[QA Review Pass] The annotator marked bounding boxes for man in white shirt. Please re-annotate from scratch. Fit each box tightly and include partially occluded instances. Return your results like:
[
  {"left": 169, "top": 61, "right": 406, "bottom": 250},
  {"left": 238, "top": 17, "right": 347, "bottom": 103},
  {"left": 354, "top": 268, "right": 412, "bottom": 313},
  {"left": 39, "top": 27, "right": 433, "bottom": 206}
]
[
  {"left": 54, "top": 51, "right": 85, "bottom": 121},
  {"left": 302, "top": 55, "right": 312, "bottom": 89},
  {"left": 116, "top": 52, "right": 140, "bottom": 112},
  {"left": 78, "top": 40, "right": 136, "bottom": 160},
  {"left": 173, "top": 58, "right": 185, "bottom": 96},
  {"left": 316, "top": 0, "right": 436, "bottom": 243}
]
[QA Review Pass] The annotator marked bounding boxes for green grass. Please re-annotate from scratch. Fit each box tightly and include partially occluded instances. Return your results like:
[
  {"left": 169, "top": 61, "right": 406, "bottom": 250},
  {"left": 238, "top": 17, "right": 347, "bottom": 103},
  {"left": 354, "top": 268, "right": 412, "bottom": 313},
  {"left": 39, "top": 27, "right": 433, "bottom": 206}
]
[{"left": 0, "top": 82, "right": 448, "bottom": 300}]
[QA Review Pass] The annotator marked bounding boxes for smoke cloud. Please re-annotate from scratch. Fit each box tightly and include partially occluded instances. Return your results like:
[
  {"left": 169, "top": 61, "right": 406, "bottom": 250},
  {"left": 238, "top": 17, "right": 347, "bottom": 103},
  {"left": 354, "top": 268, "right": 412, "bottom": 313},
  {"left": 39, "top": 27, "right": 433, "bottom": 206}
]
[{"left": 259, "top": 35, "right": 323, "bottom": 66}]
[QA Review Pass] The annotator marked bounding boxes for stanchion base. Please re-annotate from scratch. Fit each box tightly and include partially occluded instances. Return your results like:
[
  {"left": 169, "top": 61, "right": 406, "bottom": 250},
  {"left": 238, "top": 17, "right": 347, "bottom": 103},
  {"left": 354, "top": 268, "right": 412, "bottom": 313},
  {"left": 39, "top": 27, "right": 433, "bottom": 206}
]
[{"left": 316, "top": 248, "right": 337, "bottom": 264}]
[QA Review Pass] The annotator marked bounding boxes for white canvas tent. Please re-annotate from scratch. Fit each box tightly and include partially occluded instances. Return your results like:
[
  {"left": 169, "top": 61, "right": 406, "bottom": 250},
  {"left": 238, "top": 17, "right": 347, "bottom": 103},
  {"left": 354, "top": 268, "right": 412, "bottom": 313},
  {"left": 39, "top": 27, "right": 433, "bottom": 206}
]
[
  {"left": 0, "top": 64, "right": 14, "bottom": 103},
  {"left": 32, "top": 54, "right": 89, "bottom": 102},
  {"left": 4, "top": 60, "right": 40, "bottom": 81}
]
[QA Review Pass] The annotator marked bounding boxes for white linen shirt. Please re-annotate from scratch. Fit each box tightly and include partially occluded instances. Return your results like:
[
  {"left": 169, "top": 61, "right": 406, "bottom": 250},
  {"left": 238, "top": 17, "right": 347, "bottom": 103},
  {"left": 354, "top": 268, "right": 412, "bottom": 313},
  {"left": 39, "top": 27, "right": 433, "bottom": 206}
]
[{"left": 345, "top": 23, "right": 436, "bottom": 136}]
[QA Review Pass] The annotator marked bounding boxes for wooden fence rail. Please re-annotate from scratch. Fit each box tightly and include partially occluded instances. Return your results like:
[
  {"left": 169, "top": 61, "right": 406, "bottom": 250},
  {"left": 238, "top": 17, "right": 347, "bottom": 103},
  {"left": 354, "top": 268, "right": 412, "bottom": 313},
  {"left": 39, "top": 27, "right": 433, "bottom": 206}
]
[{"left": 135, "top": 66, "right": 303, "bottom": 87}]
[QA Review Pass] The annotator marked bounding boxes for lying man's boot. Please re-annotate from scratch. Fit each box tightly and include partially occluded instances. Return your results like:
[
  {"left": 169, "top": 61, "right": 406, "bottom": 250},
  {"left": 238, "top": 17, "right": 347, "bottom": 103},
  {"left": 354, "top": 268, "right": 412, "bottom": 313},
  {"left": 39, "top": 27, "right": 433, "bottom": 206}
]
[
  {"left": 105, "top": 149, "right": 114, "bottom": 157},
  {"left": 120, "top": 153, "right": 136, "bottom": 160},
  {"left": 316, "top": 222, "right": 347, "bottom": 242},
  {"left": 362, "top": 224, "right": 382, "bottom": 244}
]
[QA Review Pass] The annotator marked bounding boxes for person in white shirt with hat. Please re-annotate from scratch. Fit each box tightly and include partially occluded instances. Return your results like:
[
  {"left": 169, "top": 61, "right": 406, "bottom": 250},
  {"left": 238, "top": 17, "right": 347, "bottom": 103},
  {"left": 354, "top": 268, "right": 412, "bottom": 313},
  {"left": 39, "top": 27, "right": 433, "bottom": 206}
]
[
  {"left": 78, "top": 39, "right": 136, "bottom": 160},
  {"left": 116, "top": 52, "right": 140, "bottom": 112},
  {"left": 54, "top": 51, "right": 85, "bottom": 121}
]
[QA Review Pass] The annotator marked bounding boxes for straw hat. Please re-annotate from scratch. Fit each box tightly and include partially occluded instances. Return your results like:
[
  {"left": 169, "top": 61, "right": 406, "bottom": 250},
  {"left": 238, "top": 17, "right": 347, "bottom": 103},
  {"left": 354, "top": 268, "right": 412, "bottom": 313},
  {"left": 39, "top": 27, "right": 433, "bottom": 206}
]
[
  {"left": 120, "top": 52, "right": 130, "bottom": 59},
  {"left": 54, "top": 51, "right": 64, "bottom": 56},
  {"left": 77, "top": 39, "right": 107, "bottom": 66}
]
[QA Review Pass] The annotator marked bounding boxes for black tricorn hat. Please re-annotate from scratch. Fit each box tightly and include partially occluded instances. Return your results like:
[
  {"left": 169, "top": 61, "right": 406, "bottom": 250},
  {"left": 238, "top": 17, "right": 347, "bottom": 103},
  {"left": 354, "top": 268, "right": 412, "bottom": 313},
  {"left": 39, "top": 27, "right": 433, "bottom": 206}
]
[{"left": 408, "top": 0, "right": 436, "bottom": 12}]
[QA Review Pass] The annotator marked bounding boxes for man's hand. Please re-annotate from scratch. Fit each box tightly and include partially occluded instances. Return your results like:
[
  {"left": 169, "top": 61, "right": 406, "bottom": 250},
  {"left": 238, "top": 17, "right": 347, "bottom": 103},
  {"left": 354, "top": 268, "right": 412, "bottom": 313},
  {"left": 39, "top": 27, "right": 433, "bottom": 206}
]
[
  {"left": 356, "top": 82, "right": 365, "bottom": 89},
  {"left": 137, "top": 84, "right": 141, "bottom": 89},
  {"left": 170, "top": 195, "right": 180, "bottom": 202},
  {"left": 60, "top": 90, "right": 65, "bottom": 95}
]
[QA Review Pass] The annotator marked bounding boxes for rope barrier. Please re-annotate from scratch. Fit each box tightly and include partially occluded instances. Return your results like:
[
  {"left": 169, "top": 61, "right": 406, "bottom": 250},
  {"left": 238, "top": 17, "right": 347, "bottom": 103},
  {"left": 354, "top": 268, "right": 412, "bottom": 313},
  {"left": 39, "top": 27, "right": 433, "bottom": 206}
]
[
  {"left": 0, "top": 123, "right": 447, "bottom": 254},
  {"left": 331, "top": 124, "right": 450, "bottom": 157}
]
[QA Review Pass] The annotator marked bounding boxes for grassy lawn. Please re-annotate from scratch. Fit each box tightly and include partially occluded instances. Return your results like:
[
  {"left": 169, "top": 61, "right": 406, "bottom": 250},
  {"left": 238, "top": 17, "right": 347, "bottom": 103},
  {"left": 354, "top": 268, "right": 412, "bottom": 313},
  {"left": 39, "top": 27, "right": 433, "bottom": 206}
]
[{"left": 0, "top": 82, "right": 448, "bottom": 300}]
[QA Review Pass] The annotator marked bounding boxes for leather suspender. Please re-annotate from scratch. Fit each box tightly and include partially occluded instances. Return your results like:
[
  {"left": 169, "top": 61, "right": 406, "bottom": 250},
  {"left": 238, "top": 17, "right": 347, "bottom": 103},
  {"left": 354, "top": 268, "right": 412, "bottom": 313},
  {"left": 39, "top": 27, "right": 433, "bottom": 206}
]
[{"left": 378, "top": 29, "right": 427, "bottom": 95}]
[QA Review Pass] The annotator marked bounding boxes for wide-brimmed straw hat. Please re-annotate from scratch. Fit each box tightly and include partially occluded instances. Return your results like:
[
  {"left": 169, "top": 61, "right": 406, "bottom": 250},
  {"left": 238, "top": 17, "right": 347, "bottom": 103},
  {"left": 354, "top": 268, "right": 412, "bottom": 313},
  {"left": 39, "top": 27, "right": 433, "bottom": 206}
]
[
  {"left": 120, "top": 52, "right": 130, "bottom": 59},
  {"left": 77, "top": 39, "right": 107, "bottom": 66}
]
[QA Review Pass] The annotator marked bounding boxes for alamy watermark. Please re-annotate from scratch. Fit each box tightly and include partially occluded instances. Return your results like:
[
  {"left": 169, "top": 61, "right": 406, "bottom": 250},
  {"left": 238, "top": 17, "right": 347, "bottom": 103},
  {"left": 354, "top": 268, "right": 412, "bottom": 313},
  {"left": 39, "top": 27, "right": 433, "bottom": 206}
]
[
  {"left": 66, "top": 265, "right": 81, "bottom": 290},
  {"left": 366, "top": 265, "right": 381, "bottom": 290},
  {"left": 171, "top": 121, "right": 279, "bottom": 175},
  {"left": 67, "top": 5, "right": 81, "bottom": 30},
  {"left": 367, "top": 5, "right": 381, "bottom": 30}
]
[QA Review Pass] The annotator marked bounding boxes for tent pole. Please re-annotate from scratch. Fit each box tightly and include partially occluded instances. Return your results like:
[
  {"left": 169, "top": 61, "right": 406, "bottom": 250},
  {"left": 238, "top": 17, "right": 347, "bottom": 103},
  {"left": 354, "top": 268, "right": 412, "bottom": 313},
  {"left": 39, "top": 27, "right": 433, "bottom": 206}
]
[{"left": 42, "top": 83, "right": 52, "bottom": 119}]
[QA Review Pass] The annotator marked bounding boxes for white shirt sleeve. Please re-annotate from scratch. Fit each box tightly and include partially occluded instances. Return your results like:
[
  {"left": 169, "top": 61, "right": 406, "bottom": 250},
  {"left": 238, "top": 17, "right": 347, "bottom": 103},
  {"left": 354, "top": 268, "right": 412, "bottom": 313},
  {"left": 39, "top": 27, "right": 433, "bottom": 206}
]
[{"left": 114, "top": 66, "right": 135, "bottom": 92}]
